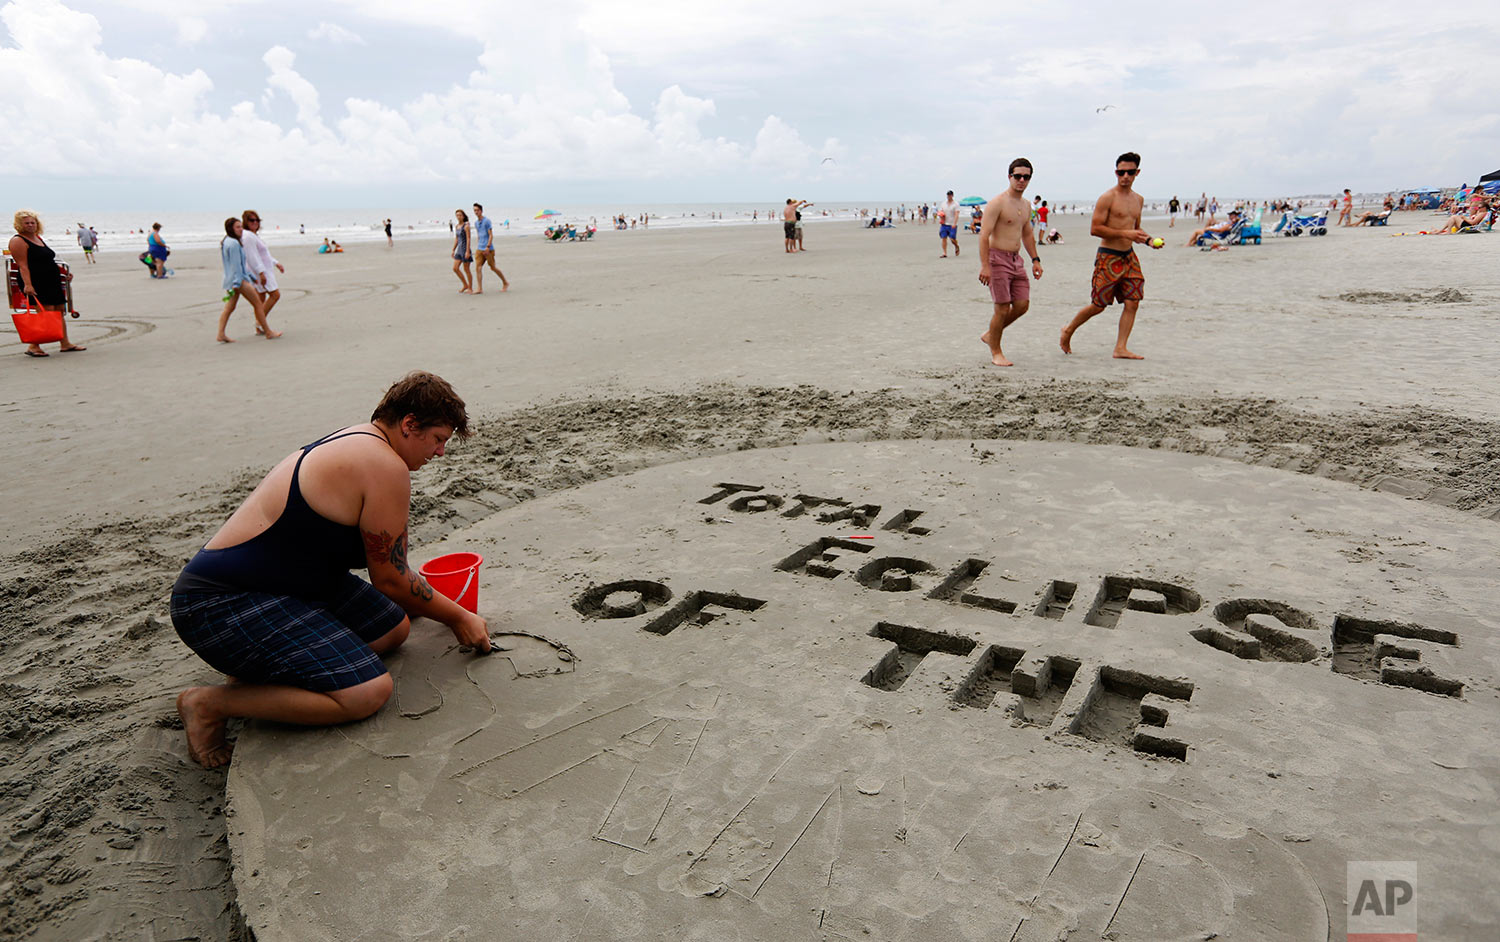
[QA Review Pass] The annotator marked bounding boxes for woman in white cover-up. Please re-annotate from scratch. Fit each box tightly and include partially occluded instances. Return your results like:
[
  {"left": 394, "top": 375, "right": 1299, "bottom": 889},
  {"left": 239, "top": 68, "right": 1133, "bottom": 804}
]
[{"left": 241, "top": 209, "right": 286, "bottom": 328}]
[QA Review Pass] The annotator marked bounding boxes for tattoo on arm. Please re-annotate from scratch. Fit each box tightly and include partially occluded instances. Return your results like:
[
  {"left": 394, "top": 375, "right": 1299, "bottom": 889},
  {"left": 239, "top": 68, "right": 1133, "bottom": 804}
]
[
  {"left": 362, "top": 528, "right": 396, "bottom": 564},
  {"left": 387, "top": 532, "right": 433, "bottom": 601},
  {"left": 363, "top": 527, "right": 430, "bottom": 599},
  {"left": 410, "top": 575, "right": 434, "bottom": 602},
  {"left": 388, "top": 529, "right": 409, "bottom": 575},
  {"left": 362, "top": 528, "right": 411, "bottom": 575}
]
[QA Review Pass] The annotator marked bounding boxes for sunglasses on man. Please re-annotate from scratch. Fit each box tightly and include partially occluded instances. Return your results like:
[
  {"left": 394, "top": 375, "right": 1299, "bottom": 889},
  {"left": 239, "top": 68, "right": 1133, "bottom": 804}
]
[
  {"left": 1011, "top": 173, "right": 1031, "bottom": 180},
  {"left": 1115, "top": 169, "right": 1139, "bottom": 177}
]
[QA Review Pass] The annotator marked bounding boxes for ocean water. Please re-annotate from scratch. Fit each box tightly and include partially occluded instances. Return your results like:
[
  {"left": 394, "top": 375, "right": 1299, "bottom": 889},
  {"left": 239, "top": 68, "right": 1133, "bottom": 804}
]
[
  {"left": 26, "top": 194, "right": 1333, "bottom": 257},
  {"left": 27, "top": 202, "right": 939, "bottom": 254},
  {"left": 26, "top": 198, "right": 1135, "bottom": 255}
]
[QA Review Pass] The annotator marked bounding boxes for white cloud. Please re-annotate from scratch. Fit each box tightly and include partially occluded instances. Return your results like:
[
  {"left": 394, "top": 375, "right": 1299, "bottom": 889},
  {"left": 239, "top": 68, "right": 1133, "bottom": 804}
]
[
  {"left": 652, "top": 85, "right": 741, "bottom": 166},
  {"left": 0, "top": 0, "right": 216, "bottom": 171},
  {"left": 307, "top": 21, "right": 364, "bottom": 45},
  {"left": 262, "top": 45, "right": 326, "bottom": 132},
  {"left": 750, "top": 116, "right": 817, "bottom": 176},
  {"left": 175, "top": 15, "right": 206, "bottom": 44},
  {"left": 0, "top": 0, "right": 838, "bottom": 189},
  {"left": 3, "top": 0, "right": 1498, "bottom": 199}
]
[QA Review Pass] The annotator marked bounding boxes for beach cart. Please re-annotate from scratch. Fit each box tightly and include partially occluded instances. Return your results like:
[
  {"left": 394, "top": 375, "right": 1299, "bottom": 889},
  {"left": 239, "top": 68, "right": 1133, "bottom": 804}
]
[{"left": 5, "top": 251, "right": 80, "bottom": 345}]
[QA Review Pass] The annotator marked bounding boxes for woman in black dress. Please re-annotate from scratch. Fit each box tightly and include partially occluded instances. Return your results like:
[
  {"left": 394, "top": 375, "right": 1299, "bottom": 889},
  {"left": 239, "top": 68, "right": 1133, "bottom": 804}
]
[{"left": 9, "top": 210, "right": 84, "bottom": 357}]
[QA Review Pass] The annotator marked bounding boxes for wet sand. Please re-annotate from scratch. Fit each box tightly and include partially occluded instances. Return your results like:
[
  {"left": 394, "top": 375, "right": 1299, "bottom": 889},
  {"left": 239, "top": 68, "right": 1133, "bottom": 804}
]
[{"left": 3, "top": 216, "right": 1498, "bottom": 939}]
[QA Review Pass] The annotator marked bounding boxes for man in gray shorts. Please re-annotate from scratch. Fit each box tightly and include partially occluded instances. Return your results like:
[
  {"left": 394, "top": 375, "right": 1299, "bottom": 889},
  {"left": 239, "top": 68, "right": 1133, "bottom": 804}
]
[{"left": 77, "top": 223, "right": 97, "bottom": 263}]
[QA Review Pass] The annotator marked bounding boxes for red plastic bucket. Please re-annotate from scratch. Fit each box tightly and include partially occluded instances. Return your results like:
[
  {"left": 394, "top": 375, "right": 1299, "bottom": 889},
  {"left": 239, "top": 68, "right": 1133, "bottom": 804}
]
[{"left": 419, "top": 552, "right": 483, "bottom": 613}]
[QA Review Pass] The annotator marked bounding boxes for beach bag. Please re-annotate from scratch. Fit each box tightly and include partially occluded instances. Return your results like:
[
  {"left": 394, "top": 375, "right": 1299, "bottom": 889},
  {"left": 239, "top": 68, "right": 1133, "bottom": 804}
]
[{"left": 11, "top": 297, "right": 65, "bottom": 345}]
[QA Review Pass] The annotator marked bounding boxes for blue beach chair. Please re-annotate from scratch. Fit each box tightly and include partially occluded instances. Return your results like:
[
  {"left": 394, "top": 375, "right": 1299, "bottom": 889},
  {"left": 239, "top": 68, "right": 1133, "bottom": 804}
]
[{"left": 1196, "top": 217, "right": 1245, "bottom": 247}]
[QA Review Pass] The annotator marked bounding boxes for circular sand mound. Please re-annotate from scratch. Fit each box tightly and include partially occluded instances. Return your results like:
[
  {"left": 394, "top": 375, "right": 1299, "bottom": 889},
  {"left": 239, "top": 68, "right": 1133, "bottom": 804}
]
[{"left": 227, "top": 440, "right": 1500, "bottom": 940}]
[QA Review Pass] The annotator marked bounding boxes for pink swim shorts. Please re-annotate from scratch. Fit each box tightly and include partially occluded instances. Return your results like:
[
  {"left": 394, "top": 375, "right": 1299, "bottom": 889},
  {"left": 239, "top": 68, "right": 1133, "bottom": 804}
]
[{"left": 986, "top": 249, "right": 1030, "bottom": 304}]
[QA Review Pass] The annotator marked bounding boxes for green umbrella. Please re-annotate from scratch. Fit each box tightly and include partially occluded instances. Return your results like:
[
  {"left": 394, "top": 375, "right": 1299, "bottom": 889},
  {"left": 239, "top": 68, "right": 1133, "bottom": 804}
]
[{"left": 959, "top": 196, "right": 986, "bottom": 206}]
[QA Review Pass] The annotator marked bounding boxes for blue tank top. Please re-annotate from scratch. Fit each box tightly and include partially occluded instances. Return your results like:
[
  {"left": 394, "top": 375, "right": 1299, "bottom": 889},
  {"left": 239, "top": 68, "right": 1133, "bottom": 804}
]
[{"left": 174, "top": 430, "right": 385, "bottom": 600}]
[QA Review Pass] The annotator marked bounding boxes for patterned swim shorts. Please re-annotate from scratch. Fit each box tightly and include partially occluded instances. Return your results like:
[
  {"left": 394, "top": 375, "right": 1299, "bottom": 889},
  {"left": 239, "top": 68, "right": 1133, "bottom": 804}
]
[
  {"left": 170, "top": 572, "right": 404, "bottom": 692},
  {"left": 1090, "top": 247, "right": 1145, "bottom": 308}
]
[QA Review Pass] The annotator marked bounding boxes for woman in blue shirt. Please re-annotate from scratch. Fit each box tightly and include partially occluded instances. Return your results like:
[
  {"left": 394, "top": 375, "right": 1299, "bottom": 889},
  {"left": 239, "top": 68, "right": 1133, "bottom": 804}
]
[
  {"left": 146, "top": 222, "right": 169, "bottom": 278},
  {"left": 217, "top": 217, "right": 279, "bottom": 342}
]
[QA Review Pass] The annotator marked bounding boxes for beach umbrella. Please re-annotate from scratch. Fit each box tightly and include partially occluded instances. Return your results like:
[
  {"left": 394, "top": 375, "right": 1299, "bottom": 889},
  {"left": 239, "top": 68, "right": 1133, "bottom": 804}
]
[
  {"left": 1479, "top": 169, "right": 1500, "bottom": 183},
  {"left": 959, "top": 196, "right": 985, "bottom": 206},
  {"left": 534, "top": 209, "right": 562, "bottom": 219}
]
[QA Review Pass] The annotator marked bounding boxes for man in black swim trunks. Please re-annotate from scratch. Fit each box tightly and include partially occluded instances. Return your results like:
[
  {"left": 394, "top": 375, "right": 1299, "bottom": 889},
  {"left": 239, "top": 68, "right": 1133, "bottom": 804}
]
[
  {"left": 171, "top": 372, "right": 490, "bottom": 768},
  {"left": 783, "top": 198, "right": 809, "bottom": 253}
]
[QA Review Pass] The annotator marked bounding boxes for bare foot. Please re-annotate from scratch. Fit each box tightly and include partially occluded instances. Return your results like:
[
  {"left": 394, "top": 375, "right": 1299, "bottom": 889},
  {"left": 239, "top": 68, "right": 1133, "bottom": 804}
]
[
  {"left": 216, "top": 336, "right": 235, "bottom": 343},
  {"left": 501, "top": 282, "right": 510, "bottom": 291},
  {"left": 255, "top": 326, "right": 264, "bottom": 335},
  {"left": 1059, "top": 326, "right": 1074, "bottom": 354},
  {"left": 980, "top": 331, "right": 992, "bottom": 347},
  {"left": 264, "top": 329, "right": 283, "bottom": 339},
  {"left": 177, "top": 688, "right": 232, "bottom": 769},
  {"left": 473, "top": 289, "right": 483, "bottom": 295},
  {"left": 1113, "top": 347, "right": 1144, "bottom": 360},
  {"left": 990, "top": 352, "right": 1013, "bottom": 367}
]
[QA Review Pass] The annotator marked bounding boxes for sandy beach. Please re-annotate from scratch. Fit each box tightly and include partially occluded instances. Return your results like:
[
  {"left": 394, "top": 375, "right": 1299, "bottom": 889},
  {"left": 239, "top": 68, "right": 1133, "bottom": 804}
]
[{"left": 4, "top": 217, "right": 1499, "bottom": 940}]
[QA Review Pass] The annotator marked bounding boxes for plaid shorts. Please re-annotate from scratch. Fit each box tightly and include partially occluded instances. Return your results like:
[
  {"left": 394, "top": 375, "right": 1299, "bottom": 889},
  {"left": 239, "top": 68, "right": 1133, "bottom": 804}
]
[{"left": 170, "top": 572, "right": 404, "bottom": 692}]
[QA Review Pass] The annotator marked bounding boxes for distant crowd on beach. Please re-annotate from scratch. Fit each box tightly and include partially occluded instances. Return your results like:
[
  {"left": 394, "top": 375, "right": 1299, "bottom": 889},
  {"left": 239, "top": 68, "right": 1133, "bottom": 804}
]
[{"left": 11, "top": 175, "right": 1494, "bottom": 361}]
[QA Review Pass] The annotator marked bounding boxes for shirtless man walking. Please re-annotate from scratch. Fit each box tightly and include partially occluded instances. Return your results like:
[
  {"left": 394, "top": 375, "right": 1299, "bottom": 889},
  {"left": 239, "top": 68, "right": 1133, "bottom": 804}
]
[
  {"left": 977, "top": 158, "right": 1043, "bottom": 367},
  {"left": 782, "top": 199, "right": 799, "bottom": 253},
  {"left": 1059, "top": 151, "right": 1155, "bottom": 360}
]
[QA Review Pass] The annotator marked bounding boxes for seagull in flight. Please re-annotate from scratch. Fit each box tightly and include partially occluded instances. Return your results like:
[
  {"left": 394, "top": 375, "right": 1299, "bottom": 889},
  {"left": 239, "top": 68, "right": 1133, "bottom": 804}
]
[
  {"left": 821, "top": 156, "right": 836, "bottom": 164},
  {"left": 1095, "top": 104, "right": 1117, "bottom": 113}
]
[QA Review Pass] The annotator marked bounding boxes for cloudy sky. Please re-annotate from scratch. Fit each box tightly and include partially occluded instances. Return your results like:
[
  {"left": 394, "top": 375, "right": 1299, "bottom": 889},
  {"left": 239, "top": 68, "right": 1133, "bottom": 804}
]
[{"left": 1, "top": 0, "right": 1494, "bottom": 210}]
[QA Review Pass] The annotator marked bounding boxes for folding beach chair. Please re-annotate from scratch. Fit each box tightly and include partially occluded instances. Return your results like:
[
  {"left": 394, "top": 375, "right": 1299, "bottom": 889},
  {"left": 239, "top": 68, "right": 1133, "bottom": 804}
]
[{"left": 1195, "top": 217, "right": 1245, "bottom": 247}]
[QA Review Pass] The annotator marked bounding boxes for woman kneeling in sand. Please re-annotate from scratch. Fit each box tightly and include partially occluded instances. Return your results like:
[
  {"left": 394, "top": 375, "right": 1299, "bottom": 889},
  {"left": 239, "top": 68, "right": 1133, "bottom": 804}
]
[{"left": 170, "top": 371, "right": 491, "bottom": 768}]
